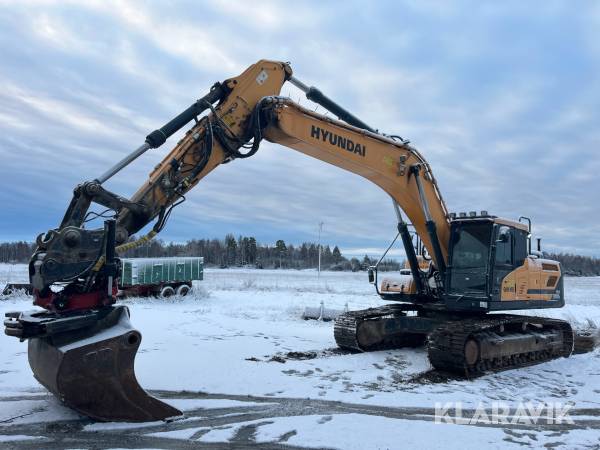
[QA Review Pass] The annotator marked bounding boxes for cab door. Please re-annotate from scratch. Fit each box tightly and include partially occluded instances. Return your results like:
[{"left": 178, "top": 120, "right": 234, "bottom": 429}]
[{"left": 491, "top": 225, "right": 514, "bottom": 300}]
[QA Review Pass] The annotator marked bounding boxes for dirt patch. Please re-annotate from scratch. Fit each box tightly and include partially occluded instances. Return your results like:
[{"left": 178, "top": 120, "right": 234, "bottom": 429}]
[
  {"left": 249, "top": 347, "right": 357, "bottom": 364},
  {"left": 268, "top": 356, "right": 286, "bottom": 363},
  {"left": 406, "top": 369, "right": 466, "bottom": 385}
]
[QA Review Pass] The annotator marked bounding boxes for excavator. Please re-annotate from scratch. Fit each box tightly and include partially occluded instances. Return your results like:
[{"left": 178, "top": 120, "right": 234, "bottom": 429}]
[{"left": 3, "top": 60, "right": 573, "bottom": 422}]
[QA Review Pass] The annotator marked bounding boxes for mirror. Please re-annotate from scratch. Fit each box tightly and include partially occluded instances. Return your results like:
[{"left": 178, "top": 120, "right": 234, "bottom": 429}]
[
  {"left": 496, "top": 226, "right": 510, "bottom": 243},
  {"left": 367, "top": 267, "right": 375, "bottom": 284}
]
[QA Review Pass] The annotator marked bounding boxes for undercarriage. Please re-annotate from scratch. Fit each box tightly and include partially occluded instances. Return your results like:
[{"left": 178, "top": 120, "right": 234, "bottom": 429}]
[{"left": 334, "top": 305, "right": 574, "bottom": 377}]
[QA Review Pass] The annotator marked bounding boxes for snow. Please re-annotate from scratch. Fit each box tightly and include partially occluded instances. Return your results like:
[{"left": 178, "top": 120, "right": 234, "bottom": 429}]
[
  {"left": 146, "top": 426, "right": 207, "bottom": 440},
  {"left": 0, "top": 264, "right": 29, "bottom": 287},
  {"left": 1, "top": 265, "right": 599, "bottom": 448},
  {"left": 144, "top": 413, "right": 600, "bottom": 449},
  {"left": 84, "top": 420, "right": 166, "bottom": 431},
  {"left": 196, "top": 424, "right": 239, "bottom": 442},
  {"left": 0, "top": 396, "right": 82, "bottom": 425},
  {"left": 0, "top": 434, "right": 45, "bottom": 442},
  {"left": 165, "top": 398, "right": 275, "bottom": 410},
  {"left": 59, "top": 306, "right": 133, "bottom": 351},
  {"left": 221, "top": 414, "right": 509, "bottom": 449}
]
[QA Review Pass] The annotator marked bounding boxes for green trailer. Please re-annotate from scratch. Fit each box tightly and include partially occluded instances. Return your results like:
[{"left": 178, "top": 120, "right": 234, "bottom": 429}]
[{"left": 119, "top": 257, "right": 203, "bottom": 297}]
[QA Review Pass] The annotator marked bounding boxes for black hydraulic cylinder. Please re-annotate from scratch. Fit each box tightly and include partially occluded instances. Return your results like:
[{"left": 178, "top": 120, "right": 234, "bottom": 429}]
[
  {"left": 425, "top": 220, "right": 447, "bottom": 277},
  {"left": 305, "top": 86, "right": 376, "bottom": 133},
  {"left": 398, "top": 222, "right": 425, "bottom": 294},
  {"left": 145, "top": 83, "right": 225, "bottom": 148},
  {"left": 410, "top": 165, "right": 447, "bottom": 278},
  {"left": 97, "top": 82, "right": 227, "bottom": 184},
  {"left": 288, "top": 76, "right": 375, "bottom": 133}
]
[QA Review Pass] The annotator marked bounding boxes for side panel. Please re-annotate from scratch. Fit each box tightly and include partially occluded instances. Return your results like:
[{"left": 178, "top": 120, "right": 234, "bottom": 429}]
[
  {"left": 121, "top": 260, "right": 133, "bottom": 287},
  {"left": 491, "top": 258, "right": 564, "bottom": 310},
  {"left": 500, "top": 258, "right": 561, "bottom": 301},
  {"left": 379, "top": 274, "right": 416, "bottom": 294},
  {"left": 176, "top": 262, "right": 185, "bottom": 281},
  {"left": 119, "top": 257, "right": 204, "bottom": 285},
  {"left": 151, "top": 264, "right": 163, "bottom": 284}
]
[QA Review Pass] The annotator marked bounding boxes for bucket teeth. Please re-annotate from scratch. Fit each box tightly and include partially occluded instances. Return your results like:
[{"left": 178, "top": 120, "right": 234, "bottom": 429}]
[{"left": 27, "top": 306, "right": 182, "bottom": 422}]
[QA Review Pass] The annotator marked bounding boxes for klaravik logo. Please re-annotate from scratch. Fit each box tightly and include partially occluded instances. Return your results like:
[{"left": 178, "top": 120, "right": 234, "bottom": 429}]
[
  {"left": 435, "top": 401, "right": 574, "bottom": 425},
  {"left": 310, "top": 125, "right": 366, "bottom": 157}
]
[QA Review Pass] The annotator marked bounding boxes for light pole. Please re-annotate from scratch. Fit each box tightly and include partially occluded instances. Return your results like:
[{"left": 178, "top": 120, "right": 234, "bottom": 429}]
[{"left": 318, "top": 221, "right": 324, "bottom": 278}]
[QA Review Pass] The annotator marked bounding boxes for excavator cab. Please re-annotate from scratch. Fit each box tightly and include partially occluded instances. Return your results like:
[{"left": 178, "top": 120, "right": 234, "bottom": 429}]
[{"left": 445, "top": 214, "right": 564, "bottom": 311}]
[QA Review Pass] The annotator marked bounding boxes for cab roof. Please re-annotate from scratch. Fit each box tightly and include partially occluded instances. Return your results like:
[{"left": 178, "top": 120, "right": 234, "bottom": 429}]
[{"left": 451, "top": 215, "right": 529, "bottom": 232}]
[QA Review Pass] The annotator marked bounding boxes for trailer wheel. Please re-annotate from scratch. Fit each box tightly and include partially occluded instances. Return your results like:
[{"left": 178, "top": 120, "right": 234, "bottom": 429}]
[
  {"left": 176, "top": 285, "right": 191, "bottom": 297},
  {"left": 159, "top": 286, "right": 175, "bottom": 298}
]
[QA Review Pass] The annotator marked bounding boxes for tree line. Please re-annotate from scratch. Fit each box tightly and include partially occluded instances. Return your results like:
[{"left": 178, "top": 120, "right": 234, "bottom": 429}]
[
  {"left": 1, "top": 239, "right": 599, "bottom": 275},
  {"left": 543, "top": 252, "right": 600, "bottom": 277},
  {"left": 0, "top": 236, "right": 399, "bottom": 272},
  {"left": 119, "top": 234, "right": 401, "bottom": 271}
]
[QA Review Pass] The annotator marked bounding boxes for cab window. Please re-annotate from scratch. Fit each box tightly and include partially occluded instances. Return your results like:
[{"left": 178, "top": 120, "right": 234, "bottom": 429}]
[
  {"left": 495, "top": 226, "right": 513, "bottom": 266},
  {"left": 450, "top": 223, "right": 491, "bottom": 269},
  {"left": 514, "top": 229, "right": 528, "bottom": 265}
]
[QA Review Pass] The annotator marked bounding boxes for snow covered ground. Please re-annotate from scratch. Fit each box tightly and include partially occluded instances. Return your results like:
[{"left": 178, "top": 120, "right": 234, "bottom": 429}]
[{"left": 0, "top": 265, "right": 599, "bottom": 449}]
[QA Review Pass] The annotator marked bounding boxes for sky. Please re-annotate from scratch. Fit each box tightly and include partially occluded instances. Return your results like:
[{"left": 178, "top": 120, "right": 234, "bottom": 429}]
[{"left": 0, "top": 0, "right": 599, "bottom": 258}]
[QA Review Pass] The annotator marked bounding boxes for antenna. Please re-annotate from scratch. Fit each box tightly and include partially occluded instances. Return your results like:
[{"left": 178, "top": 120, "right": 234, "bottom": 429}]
[{"left": 318, "top": 221, "right": 324, "bottom": 278}]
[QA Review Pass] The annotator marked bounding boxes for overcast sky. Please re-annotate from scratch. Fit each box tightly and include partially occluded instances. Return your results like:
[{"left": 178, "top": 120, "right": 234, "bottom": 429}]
[{"left": 0, "top": 0, "right": 599, "bottom": 257}]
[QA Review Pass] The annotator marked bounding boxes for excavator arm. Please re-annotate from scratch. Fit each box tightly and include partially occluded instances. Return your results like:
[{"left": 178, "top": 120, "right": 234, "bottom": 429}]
[
  {"left": 122, "top": 94, "right": 452, "bottom": 282},
  {"left": 116, "top": 86, "right": 452, "bottom": 300},
  {"left": 4, "top": 60, "right": 452, "bottom": 422},
  {"left": 119, "top": 76, "right": 452, "bottom": 294}
]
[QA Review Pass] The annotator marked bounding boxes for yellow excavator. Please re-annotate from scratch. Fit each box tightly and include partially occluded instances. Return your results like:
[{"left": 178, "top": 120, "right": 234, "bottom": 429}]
[{"left": 4, "top": 60, "right": 573, "bottom": 422}]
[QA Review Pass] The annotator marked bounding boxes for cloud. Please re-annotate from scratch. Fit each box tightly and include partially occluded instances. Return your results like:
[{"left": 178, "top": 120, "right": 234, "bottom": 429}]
[
  {"left": 0, "top": 0, "right": 598, "bottom": 258},
  {"left": 1, "top": 80, "right": 119, "bottom": 136}
]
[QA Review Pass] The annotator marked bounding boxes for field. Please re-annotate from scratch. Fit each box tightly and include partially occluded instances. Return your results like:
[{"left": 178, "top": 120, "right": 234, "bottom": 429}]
[{"left": 1, "top": 265, "right": 599, "bottom": 449}]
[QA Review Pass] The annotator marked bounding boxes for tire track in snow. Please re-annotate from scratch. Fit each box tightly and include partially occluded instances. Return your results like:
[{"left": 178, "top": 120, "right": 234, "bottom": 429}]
[{"left": 1, "top": 391, "right": 599, "bottom": 449}]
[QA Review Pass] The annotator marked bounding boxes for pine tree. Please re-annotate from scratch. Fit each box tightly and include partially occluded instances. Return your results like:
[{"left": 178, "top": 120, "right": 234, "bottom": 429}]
[
  {"left": 275, "top": 240, "right": 287, "bottom": 268},
  {"left": 225, "top": 234, "right": 237, "bottom": 266},
  {"left": 247, "top": 237, "right": 257, "bottom": 264},
  {"left": 332, "top": 246, "right": 342, "bottom": 263}
]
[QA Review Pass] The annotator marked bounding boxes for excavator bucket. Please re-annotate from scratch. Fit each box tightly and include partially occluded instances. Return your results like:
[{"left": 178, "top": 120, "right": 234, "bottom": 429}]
[{"left": 27, "top": 306, "right": 182, "bottom": 422}]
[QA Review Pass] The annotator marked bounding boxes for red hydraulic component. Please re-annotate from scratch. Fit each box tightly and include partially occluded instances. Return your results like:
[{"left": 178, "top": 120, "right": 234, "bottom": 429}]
[{"left": 33, "top": 284, "right": 118, "bottom": 313}]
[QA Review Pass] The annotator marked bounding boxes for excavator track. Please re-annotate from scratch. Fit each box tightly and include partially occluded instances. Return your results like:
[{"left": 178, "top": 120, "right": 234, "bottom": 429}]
[
  {"left": 334, "top": 305, "right": 426, "bottom": 351},
  {"left": 335, "top": 308, "right": 574, "bottom": 377},
  {"left": 427, "top": 315, "right": 574, "bottom": 377}
]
